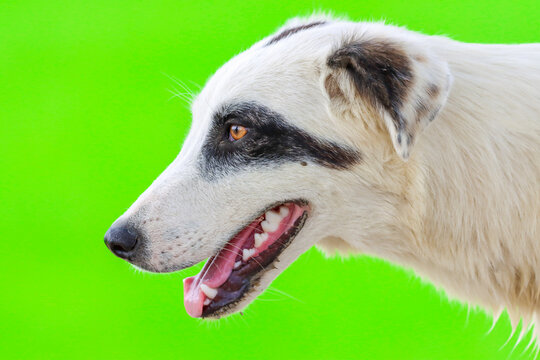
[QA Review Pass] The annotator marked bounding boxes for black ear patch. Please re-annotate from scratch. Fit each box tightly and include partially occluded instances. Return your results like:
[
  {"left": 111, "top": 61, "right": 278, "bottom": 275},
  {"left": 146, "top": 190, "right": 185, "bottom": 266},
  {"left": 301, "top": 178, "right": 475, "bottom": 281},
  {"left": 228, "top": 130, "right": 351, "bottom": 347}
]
[
  {"left": 327, "top": 41, "right": 413, "bottom": 131},
  {"left": 266, "top": 21, "right": 327, "bottom": 46},
  {"left": 326, "top": 38, "right": 452, "bottom": 160}
]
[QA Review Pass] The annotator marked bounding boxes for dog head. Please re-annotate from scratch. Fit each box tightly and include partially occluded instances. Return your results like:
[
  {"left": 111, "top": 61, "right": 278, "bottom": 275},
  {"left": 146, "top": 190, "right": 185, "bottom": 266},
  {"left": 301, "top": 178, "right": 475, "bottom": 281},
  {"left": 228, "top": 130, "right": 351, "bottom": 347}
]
[{"left": 104, "top": 16, "right": 452, "bottom": 318}]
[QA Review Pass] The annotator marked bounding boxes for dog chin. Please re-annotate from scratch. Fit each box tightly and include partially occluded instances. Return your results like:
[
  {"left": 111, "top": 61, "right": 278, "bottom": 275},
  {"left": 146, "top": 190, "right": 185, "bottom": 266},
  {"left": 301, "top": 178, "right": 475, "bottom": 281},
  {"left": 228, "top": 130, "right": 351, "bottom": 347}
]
[{"left": 131, "top": 261, "right": 191, "bottom": 274}]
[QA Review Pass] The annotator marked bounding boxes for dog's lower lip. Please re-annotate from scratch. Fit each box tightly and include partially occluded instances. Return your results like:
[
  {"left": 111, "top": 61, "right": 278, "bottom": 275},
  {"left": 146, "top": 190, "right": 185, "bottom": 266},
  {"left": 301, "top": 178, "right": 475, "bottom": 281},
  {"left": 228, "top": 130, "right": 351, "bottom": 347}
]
[{"left": 183, "top": 201, "right": 309, "bottom": 318}]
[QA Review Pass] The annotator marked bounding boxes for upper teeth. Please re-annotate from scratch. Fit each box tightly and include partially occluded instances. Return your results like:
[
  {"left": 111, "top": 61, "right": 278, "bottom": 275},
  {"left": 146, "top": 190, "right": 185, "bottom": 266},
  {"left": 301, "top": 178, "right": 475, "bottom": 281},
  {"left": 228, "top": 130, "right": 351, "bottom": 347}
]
[
  {"left": 200, "top": 205, "right": 289, "bottom": 305},
  {"left": 261, "top": 210, "right": 281, "bottom": 232},
  {"left": 261, "top": 220, "right": 277, "bottom": 233},
  {"left": 199, "top": 205, "right": 292, "bottom": 302},
  {"left": 229, "top": 205, "right": 294, "bottom": 268},
  {"left": 265, "top": 210, "right": 282, "bottom": 224},
  {"left": 254, "top": 232, "right": 269, "bottom": 247},
  {"left": 200, "top": 284, "right": 218, "bottom": 299}
]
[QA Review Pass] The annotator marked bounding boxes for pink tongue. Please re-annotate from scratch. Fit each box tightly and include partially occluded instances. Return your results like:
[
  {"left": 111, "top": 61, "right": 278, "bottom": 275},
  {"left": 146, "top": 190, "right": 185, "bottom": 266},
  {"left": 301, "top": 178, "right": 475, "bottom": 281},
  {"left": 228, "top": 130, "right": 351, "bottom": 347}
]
[{"left": 183, "top": 219, "right": 258, "bottom": 318}]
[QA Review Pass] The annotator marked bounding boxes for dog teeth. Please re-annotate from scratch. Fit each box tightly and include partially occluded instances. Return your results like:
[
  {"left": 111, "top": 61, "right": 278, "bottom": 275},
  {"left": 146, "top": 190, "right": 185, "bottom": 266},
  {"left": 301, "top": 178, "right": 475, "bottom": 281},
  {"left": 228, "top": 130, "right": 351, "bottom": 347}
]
[
  {"left": 261, "top": 208, "right": 285, "bottom": 233},
  {"left": 196, "top": 206, "right": 291, "bottom": 306},
  {"left": 242, "top": 248, "right": 256, "bottom": 261},
  {"left": 254, "top": 232, "right": 269, "bottom": 248},
  {"left": 265, "top": 209, "right": 282, "bottom": 223},
  {"left": 261, "top": 218, "right": 280, "bottom": 233},
  {"left": 200, "top": 284, "right": 218, "bottom": 299}
]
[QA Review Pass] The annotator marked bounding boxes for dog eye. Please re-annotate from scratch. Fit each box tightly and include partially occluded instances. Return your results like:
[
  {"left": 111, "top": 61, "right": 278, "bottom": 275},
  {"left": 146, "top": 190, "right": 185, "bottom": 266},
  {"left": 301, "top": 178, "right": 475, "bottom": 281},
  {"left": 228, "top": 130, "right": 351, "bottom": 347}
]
[{"left": 228, "top": 124, "right": 248, "bottom": 141}]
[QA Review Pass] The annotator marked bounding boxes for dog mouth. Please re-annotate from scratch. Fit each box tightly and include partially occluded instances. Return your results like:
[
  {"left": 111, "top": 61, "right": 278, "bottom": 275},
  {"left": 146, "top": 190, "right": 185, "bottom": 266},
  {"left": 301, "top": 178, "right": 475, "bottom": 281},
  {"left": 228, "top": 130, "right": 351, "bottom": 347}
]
[{"left": 183, "top": 200, "right": 309, "bottom": 318}]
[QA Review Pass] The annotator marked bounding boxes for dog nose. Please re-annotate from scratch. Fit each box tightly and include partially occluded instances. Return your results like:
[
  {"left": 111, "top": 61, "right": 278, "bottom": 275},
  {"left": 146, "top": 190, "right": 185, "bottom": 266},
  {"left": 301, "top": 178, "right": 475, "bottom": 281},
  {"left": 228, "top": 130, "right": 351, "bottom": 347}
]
[{"left": 104, "top": 225, "right": 139, "bottom": 259}]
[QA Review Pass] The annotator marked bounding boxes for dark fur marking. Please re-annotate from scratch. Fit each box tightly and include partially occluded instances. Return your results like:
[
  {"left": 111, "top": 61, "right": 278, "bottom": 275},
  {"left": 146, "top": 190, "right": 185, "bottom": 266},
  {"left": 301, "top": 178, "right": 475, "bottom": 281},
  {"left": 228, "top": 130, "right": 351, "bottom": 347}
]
[
  {"left": 327, "top": 40, "right": 413, "bottom": 130},
  {"left": 414, "top": 54, "right": 427, "bottom": 63},
  {"left": 427, "top": 105, "right": 441, "bottom": 122},
  {"left": 427, "top": 83, "right": 440, "bottom": 98},
  {"left": 265, "top": 21, "right": 326, "bottom": 46},
  {"left": 415, "top": 84, "right": 441, "bottom": 123},
  {"left": 200, "top": 102, "right": 361, "bottom": 179},
  {"left": 324, "top": 74, "right": 345, "bottom": 99},
  {"left": 414, "top": 99, "right": 430, "bottom": 123}
]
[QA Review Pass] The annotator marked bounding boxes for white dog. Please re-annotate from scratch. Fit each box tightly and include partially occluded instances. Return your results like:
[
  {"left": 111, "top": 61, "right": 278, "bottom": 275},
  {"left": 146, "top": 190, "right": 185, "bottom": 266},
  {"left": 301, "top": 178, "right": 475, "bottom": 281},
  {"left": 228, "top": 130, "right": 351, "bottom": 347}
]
[{"left": 105, "top": 15, "right": 540, "bottom": 325}]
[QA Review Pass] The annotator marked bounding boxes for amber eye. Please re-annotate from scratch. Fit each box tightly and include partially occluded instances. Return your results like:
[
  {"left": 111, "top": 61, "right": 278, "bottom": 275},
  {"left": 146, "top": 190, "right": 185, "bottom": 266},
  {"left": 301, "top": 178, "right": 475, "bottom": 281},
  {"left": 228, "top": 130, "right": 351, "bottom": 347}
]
[{"left": 229, "top": 124, "right": 247, "bottom": 141}]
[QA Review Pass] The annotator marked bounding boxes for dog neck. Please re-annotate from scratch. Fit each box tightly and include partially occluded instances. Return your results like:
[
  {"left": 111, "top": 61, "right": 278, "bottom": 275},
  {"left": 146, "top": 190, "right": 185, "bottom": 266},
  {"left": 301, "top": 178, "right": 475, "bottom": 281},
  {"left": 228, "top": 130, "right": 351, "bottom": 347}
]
[{"left": 323, "top": 41, "right": 540, "bottom": 325}]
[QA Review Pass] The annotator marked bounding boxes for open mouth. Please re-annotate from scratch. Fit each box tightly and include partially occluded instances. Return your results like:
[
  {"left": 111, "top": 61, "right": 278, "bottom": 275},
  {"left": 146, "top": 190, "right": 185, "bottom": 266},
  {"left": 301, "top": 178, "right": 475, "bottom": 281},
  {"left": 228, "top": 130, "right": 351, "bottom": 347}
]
[{"left": 183, "top": 201, "right": 309, "bottom": 318}]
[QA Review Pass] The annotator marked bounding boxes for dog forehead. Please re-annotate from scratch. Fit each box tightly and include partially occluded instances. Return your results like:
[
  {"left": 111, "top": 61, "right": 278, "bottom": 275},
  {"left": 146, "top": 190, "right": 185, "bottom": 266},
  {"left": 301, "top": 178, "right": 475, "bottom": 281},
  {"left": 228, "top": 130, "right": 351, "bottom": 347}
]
[{"left": 191, "top": 30, "right": 341, "bottom": 131}]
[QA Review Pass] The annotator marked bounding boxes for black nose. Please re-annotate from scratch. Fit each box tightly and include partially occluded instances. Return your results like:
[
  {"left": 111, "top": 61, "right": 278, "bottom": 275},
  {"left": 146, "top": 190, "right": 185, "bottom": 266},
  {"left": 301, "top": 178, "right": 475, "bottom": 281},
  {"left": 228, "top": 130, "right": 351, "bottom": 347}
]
[{"left": 104, "top": 226, "right": 139, "bottom": 259}]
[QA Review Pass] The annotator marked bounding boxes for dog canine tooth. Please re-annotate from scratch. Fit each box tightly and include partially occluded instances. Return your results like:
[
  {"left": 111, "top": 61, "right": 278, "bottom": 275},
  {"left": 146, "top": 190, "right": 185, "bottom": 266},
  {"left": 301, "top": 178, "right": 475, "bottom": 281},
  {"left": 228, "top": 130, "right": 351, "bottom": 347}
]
[
  {"left": 204, "top": 299, "right": 211, "bottom": 306},
  {"left": 200, "top": 284, "right": 218, "bottom": 299},
  {"left": 254, "top": 232, "right": 269, "bottom": 248}
]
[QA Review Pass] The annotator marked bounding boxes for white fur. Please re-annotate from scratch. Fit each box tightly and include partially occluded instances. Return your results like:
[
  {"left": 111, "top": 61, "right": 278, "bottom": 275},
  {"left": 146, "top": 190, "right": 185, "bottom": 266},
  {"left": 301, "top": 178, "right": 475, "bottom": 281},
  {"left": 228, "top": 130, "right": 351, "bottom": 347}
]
[{"left": 112, "top": 16, "right": 540, "bottom": 325}]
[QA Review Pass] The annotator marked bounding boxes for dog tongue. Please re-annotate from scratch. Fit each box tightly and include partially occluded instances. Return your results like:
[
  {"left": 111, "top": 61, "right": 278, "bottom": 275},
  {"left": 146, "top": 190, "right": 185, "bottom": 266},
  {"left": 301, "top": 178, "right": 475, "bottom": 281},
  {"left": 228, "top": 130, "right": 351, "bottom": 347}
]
[{"left": 183, "top": 219, "right": 258, "bottom": 318}]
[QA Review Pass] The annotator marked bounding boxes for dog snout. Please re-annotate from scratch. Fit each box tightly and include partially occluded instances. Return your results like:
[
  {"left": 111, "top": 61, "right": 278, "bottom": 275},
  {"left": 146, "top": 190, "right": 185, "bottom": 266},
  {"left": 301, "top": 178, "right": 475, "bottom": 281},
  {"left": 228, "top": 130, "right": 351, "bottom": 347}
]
[{"left": 104, "top": 225, "right": 140, "bottom": 260}]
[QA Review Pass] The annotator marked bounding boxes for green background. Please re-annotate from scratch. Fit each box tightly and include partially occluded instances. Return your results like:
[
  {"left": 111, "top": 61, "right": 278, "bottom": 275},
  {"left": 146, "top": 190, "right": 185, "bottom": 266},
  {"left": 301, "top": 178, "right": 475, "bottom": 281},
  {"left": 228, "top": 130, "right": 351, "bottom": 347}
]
[{"left": 1, "top": 0, "right": 539, "bottom": 359}]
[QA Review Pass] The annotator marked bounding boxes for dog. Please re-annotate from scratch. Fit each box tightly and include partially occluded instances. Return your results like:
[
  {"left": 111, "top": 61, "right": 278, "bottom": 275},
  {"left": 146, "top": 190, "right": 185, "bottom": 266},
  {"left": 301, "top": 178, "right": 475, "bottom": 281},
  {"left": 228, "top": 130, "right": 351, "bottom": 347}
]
[{"left": 104, "top": 15, "right": 540, "bottom": 325}]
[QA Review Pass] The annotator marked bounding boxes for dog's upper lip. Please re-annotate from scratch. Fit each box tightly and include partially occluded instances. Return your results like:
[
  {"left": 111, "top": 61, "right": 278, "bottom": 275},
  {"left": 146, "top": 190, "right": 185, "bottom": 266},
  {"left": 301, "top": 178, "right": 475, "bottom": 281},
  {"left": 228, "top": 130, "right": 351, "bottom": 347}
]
[{"left": 182, "top": 201, "right": 309, "bottom": 318}]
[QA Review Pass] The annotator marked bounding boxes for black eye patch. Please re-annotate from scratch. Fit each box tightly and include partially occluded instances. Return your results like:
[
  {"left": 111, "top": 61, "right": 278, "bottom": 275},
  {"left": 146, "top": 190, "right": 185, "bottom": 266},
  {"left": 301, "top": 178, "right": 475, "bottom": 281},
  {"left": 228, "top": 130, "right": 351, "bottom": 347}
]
[{"left": 199, "top": 101, "right": 361, "bottom": 179}]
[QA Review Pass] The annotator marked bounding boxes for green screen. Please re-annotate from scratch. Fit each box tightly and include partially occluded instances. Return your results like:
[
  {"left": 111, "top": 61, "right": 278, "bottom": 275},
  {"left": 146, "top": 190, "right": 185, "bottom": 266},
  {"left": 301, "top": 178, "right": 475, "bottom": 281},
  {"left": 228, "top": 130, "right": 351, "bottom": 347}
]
[{"left": 2, "top": 1, "right": 539, "bottom": 359}]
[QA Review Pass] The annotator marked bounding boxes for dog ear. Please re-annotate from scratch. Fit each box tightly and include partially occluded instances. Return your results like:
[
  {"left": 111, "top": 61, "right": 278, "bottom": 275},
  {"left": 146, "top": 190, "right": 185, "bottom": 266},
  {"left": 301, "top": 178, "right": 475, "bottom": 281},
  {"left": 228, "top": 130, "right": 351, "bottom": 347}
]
[{"left": 325, "top": 39, "right": 452, "bottom": 160}]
